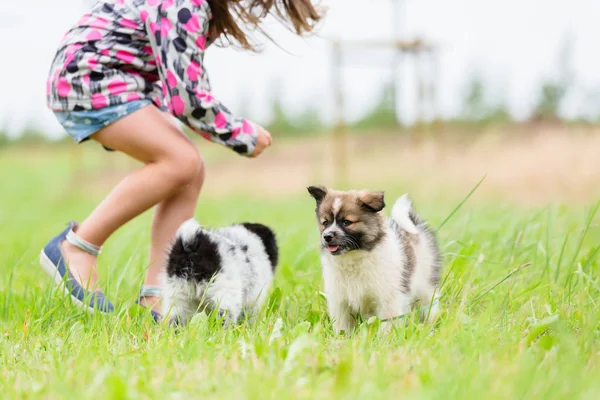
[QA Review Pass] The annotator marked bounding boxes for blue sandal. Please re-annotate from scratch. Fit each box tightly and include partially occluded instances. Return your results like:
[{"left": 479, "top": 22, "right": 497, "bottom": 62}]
[
  {"left": 39, "top": 222, "right": 115, "bottom": 314},
  {"left": 136, "top": 286, "right": 162, "bottom": 323}
]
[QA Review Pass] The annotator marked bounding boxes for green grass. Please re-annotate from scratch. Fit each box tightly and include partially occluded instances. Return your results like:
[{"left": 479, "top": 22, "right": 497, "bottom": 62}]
[{"left": 0, "top": 146, "right": 599, "bottom": 399}]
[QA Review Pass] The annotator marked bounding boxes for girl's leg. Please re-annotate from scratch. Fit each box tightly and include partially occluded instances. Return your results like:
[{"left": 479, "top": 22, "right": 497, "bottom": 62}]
[
  {"left": 60, "top": 105, "right": 203, "bottom": 292},
  {"left": 140, "top": 113, "right": 205, "bottom": 312}
]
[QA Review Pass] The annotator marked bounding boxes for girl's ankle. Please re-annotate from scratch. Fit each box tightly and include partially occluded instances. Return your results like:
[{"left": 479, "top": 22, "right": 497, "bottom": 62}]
[
  {"left": 61, "top": 240, "right": 97, "bottom": 260},
  {"left": 139, "top": 295, "right": 161, "bottom": 312}
]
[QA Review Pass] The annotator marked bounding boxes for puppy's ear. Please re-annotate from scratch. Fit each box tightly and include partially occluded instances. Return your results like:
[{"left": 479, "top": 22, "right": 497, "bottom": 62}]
[
  {"left": 177, "top": 218, "right": 202, "bottom": 250},
  {"left": 359, "top": 191, "right": 385, "bottom": 212},
  {"left": 307, "top": 185, "right": 328, "bottom": 205}
]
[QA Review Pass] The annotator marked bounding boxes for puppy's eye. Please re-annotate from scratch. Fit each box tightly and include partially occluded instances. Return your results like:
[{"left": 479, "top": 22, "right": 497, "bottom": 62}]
[
  {"left": 322, "top": 220, "right": 330, "bottom": 227},
  {"left": 342, "top": 220, "right": 353, "bottom": 227}
]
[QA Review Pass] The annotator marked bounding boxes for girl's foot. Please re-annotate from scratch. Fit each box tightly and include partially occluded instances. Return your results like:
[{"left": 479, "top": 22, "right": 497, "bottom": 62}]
[
  {"left": 40, "top": 222, "right": 114, "bottom": 314},
  {"left": 59, "top": 240, "right": 101, "bottom": 292},
  {"left": 137, "top": 286, "right": 162, "bottom": 322},
  {"left": 139, "top": 295, "right": 161, "bottom": 312}
]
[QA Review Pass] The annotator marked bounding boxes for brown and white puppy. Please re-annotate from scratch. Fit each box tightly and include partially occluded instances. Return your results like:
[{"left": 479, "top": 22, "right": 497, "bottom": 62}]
[{"left": 307, "top": 186, "right": 442, "bottom": 334}]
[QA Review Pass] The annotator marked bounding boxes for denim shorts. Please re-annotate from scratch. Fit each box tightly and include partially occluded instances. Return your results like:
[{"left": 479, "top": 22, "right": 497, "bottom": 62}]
[{"left": 54, "top": 100, "right": 157, "bottom": 151}]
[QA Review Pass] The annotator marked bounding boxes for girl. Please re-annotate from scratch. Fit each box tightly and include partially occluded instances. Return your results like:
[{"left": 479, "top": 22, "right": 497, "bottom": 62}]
[{"left": 42, "top": 0, "right": 322, "bottom": 320}]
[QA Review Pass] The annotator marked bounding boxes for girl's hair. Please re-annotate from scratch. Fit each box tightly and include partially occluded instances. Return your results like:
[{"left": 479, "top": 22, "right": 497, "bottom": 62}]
[{"left": 207, "top": 0, "right": 323, "bottom": 51}]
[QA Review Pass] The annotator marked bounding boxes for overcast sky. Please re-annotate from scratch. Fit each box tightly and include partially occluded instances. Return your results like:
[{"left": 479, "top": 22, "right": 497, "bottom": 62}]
[{"left": 0, "top": 0, "right": 598, "bottom": 137}]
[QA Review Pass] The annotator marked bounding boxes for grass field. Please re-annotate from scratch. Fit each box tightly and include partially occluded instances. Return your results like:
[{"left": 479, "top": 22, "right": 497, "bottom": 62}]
[{"left": 1, "top": 132, "right": 599, "bottom": 399}]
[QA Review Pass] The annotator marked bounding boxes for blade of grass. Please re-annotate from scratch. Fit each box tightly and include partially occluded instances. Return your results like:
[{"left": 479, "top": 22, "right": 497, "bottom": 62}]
[
  {"left": 437, "top": 175, "right": 486, "bottom": 232},
  {"left": 581, "top": 246, "right": 600, "bottom": 274},
  {"left": 543, "top": 206, "right": 552, "bottom": 282},
  {"left": 2, "top": 254, "right": 25, "bottom": 319},
  {"left": 564, "top": 202, "right": 599, "bottom": 285},
  {"left": 471, "top": 262, "right": 532, "bottom": 305},
  {"left": 555, "top": 231, "right": 570, "bottom": 283}
]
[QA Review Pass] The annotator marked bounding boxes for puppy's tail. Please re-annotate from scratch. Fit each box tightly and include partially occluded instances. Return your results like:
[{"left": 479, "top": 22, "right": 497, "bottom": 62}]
[
  {"left": 176, "top": 218, "right": 202, "bottom": 244},
  {"left": 391, "top": 194, "right": 419, "bottom": 234}
]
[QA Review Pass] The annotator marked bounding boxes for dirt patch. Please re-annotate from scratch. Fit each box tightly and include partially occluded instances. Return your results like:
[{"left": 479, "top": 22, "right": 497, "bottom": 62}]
[{"left": 67, "top": 126, "right": 600, "bottom": 206}]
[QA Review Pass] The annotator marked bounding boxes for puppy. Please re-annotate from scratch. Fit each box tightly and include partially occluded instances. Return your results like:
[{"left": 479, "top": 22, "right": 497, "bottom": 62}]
[
  {"left": 162, "top": 219, "right": 278, "bottom": 326},
  {"left": 307, "top": 186, "right": 442, "bottom": 334}
]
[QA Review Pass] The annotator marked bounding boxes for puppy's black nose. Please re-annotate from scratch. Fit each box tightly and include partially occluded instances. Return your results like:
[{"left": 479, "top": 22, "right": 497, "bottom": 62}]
[{"left": 324, "top": 233, "right": 334, "bottom": 243}]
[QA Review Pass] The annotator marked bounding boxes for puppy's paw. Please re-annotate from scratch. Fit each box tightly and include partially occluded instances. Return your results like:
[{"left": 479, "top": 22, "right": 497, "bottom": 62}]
[
  {"left": 419, "top": 297, "right": 441, "bottom": 323},
  {"left": 216, "top": 309, "right": 239, "bottom": 328},
  {"left": 166, "top": 316, "right": 187, "bottom": 334}
]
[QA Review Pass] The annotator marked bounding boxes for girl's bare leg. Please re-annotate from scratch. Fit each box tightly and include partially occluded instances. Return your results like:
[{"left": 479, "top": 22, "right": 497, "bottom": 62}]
[
  {"left": 60, "top": 105, "right": 204, "bottom": 296},
  {"left": 140, "top": 113, "right": 205, "bottom": 312}
]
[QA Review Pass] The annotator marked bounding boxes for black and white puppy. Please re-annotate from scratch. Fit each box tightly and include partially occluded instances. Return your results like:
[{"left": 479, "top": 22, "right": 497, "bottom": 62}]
[
  {"left": 162, "top": 219, "right": 278, "bottom": 326},
  {"left": 307, "top": 186, "right": 442, "bottom": 334}
]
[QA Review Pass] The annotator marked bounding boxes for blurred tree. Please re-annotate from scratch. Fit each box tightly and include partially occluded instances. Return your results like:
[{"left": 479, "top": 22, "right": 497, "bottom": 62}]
[
  {"left": 0, "top": 115, "right": 8, "bottom": 147},
  {"left": 265, "top": 79, "right": 295, "bottom": 134},
  {"left": 532, "top": 83, "right": 565, "bottom": 121},
  {"left": 265, "top": 78, "right": 324, "bottom": 135},
  {"left": 351, "top": 82, "right": 399, "bottom": 130},
  {"left": 460, "top": 75, "right": 512, "bottom": 125},
  {"left": 18, "top": 122, "right": 48, "bottom": 145},
  {"left": 462, "top": 77, "right": 487, "bottom": 121},
  {"left": 485, "top": 105, "right": 511, "bottom": 124},
  {"left": 0, "top": 131, "right": 9, "bottom": 148},
  {"left": 530, "top": 34, "right": 574, "bottom": 123}
]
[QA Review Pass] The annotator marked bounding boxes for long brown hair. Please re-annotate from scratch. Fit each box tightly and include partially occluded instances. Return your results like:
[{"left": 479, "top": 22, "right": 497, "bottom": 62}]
[{"left": 207, "top": 0, "right": 324, "bottom": 51}]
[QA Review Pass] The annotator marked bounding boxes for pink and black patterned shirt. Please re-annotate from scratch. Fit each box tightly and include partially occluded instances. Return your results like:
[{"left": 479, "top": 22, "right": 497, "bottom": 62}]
[{"left": 47, "top": 0, "right": 257, "bottom": 155}]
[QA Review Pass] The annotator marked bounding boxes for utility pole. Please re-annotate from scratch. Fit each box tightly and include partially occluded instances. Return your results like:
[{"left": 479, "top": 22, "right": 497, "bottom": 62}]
[
  {"left": 331, "top": 41, "right": 347, "bottom": 188},
  {"left": 391, "top": 0, "right": 403, "bottom": 125}
]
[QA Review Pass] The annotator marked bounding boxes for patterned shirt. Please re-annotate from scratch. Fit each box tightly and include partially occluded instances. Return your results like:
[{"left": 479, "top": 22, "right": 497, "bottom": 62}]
[{"left": 47, "top": 0, "right": 257, "bottom": 155}]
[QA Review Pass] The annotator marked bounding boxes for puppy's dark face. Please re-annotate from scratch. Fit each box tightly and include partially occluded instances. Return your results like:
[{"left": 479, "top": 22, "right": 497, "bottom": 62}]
[{"left": 307, "top": 186, "right": 386, "bottom": 255}]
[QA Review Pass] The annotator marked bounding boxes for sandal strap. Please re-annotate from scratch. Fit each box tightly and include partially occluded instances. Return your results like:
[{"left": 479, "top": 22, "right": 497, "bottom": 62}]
[
  {"left": 66, "top": 229, "right": 102, "bottom": 256},
  {"left": 140, "top": 286, "right": 162, "bottom": 298}
]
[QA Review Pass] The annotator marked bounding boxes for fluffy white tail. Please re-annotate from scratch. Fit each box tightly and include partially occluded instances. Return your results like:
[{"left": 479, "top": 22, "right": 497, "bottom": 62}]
[{"left": 392, "top": 194, "right": 418, "bottom": 234}]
